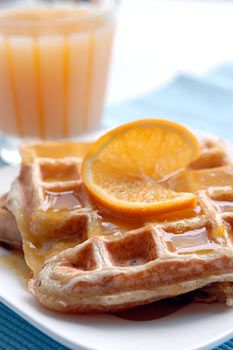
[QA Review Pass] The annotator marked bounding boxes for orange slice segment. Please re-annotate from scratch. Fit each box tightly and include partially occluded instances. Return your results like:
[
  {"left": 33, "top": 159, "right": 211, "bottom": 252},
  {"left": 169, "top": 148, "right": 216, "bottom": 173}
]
[{"left": 82, "top": 119, "right": 200, "bottom": 217}]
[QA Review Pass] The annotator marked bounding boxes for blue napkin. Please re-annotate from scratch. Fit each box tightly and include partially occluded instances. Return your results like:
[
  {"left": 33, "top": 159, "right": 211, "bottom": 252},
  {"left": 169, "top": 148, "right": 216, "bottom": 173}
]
[
  {"left": 0, "top": 303, "right": 66, "bottom": 350},
  {"left": 1, "top": 63, "right": 233, "bottom": 350},
  {"left": 104, "top": 64, "right": 233, "bottom": 139}
]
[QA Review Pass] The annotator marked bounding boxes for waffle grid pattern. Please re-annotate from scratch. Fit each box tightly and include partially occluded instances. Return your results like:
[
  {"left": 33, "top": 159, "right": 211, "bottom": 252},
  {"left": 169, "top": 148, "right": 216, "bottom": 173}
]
[
  {"left": 19, "top": 138, "right": 233, "bottom": 312},
  {"left": 33, "top": 138, "right": 233, "bottom": 263}
]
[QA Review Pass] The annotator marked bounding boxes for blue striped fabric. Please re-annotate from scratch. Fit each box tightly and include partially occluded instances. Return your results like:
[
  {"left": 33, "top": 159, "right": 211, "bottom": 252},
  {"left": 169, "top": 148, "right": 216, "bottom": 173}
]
[
  {"left": 218, "top": 343, "right": 233, "bottom": 350},
  {"left": 0, "top": 303, "right": 68, "bottom": 350},
  {"left": 1, "top": 62, "right": 233, "bottom": 349},
  {"left": 104, "top": 70, "right": 233, "bottom": 140}
]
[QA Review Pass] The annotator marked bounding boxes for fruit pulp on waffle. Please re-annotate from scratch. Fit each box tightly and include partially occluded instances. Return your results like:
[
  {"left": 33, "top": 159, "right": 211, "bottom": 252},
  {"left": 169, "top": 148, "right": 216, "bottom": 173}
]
[{"left": 9, "top": 125, "right": 233, "bottom": 274}]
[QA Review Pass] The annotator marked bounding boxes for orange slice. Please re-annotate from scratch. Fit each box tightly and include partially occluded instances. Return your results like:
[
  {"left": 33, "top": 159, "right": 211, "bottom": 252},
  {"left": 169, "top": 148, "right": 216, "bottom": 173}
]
[{"left": 82, "top": 119, "right": 200, "bottom": 217}]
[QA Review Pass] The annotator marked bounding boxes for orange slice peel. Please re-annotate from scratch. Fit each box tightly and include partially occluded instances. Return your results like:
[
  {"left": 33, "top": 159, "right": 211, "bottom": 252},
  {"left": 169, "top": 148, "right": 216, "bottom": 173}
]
[{"left": 82, "top": 119, "right": 200, "bottom": 217}]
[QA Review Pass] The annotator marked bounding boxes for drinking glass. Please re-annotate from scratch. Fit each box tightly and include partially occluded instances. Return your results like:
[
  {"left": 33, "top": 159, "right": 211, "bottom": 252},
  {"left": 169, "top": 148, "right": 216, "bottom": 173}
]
[{"left": 0, "top": 0, "right": 116, "bottom": 163}]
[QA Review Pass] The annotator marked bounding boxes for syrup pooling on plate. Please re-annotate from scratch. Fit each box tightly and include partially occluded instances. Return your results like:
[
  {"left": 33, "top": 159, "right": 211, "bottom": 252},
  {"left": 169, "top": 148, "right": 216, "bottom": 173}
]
[
  {"left": 114, "top": 292, "right": 195, "bottom": 321},
  {"left": 0, "top": 250, "right": 32, "bottom": 287}
]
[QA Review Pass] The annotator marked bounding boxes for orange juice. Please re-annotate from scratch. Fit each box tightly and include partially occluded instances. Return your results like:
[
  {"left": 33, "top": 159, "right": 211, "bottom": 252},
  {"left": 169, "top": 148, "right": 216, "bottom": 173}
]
[{"left": 0, "top": 2, "right": 115, "bottom": 139}]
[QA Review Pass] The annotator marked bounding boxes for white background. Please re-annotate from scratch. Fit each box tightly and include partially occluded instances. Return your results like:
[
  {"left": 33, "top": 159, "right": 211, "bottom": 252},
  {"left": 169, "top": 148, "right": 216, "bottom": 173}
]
[{"left": 107, "top": 0, "right": 233, "bottom": 104}]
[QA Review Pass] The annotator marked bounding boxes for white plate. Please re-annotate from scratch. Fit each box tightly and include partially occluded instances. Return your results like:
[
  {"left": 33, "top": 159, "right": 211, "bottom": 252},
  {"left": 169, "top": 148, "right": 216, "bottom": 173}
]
[{"left": 1, "top": 160, "right": 233, "bottom": 350}]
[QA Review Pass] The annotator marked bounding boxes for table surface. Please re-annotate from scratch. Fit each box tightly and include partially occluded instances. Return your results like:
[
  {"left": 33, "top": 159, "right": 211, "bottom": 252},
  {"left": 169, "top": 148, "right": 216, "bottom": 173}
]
[{"left": 107, "top": 0, "right": 233, "bottom": 104}]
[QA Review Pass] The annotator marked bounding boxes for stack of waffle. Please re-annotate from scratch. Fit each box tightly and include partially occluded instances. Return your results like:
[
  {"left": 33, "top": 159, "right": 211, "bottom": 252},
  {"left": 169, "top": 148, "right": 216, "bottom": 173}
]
[{"left": 1, "top": 138, "right": 233, "bottom": 313}]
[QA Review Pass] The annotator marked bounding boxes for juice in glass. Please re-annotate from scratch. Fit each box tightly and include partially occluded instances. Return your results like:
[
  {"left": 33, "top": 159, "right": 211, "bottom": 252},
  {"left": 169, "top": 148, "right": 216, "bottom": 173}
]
[{"left": 0, "top": 1, "right": 115, "bottom": 144}]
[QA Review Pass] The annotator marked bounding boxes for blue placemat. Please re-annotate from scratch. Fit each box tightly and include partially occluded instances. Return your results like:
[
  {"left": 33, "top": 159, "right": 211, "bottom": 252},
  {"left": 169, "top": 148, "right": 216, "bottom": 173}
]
[
  {"left": 0, "top": 303, "right": 66, "bottom": 350},
  {"left": 104, "top": 65, "right": 233, "bottom": 140},
  {"left": 1, "top": 62, "right": 233, "bottom": 350}
]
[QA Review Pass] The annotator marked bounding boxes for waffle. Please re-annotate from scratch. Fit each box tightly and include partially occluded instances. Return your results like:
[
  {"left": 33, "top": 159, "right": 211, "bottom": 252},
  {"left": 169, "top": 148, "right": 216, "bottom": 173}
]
[
  {"left": 5, "top": 137, "right": 233, "bottom": 313},
  {"left": 0, "top": 195, "right": 21, "bottom": 249}
]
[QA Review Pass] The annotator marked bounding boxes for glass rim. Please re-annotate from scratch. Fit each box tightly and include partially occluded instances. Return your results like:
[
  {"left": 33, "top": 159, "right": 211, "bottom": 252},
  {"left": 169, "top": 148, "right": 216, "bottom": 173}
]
[{"left": 0, "top": 1, "right": 117, "bottom": 27}]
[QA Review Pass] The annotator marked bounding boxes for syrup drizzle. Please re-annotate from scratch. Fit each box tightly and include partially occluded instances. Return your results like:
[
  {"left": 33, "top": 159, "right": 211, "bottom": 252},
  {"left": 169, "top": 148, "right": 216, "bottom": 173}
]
[
  {"left": 0, "top": 250, "right": 32, "bottom": 287},
  {"left": 43, "top": 189, "right": 81, "bottom": 211},
  {"left": 114, "top": 293, "right": 195, "bottom": 321},
  {"left": 164, "top": 227, "right": 219, "bottom": 254}
]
